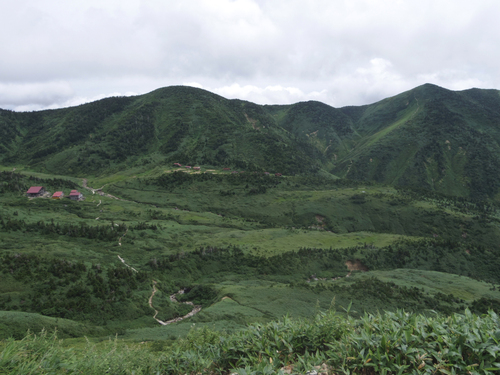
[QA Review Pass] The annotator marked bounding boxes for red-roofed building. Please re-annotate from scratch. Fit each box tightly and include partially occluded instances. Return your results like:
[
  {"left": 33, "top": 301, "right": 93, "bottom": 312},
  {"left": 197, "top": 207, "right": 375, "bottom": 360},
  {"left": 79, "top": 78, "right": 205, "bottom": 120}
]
[
  {"left": 275, "top": 173, "right": 282, "bottom": 177},
  {"left": 26, "top": 186, "right": 45, "bottom": 197},
  {"left": 223, "top": 168, "right": 231, "bottom": 171},
  {"left": 193, "top": 166, "right": 201, "bottom": 170},
  {"left": 264, "top": 172, "right": 270, "bottom": 175},
  {"left": 173, "top": 163, "right": 182, "bottom": 167},
  {"left": 69, "top": 190, "right": 83, "bottom": 201},
  {"left": 52, "top": 191, "right": 64, "bottom": 199},
  {"left": 185, "top": 166, "right": 192, "bottom": 169}
]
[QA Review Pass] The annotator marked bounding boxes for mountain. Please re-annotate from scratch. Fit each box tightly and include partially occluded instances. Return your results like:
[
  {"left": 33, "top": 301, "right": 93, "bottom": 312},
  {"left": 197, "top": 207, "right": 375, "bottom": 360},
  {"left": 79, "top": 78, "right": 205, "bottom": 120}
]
[
  {"left": 2, "top": 83, "right": 500, "bottom": 198},
  {"left": 2, "top": 85, "right": 500, "bottom": 369},
  {"left": 0, "top": 86, "right": 327, "bottom": 176},
  {"left": 333, "top": 84, "right": 500, "bottom": 199}
]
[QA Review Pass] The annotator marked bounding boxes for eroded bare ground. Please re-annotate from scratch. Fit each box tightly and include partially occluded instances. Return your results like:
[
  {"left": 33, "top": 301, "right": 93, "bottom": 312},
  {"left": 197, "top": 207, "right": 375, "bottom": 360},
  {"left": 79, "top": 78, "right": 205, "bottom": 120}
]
[{"left": 345, "top": 259, "right": 369, "bottom": 272}]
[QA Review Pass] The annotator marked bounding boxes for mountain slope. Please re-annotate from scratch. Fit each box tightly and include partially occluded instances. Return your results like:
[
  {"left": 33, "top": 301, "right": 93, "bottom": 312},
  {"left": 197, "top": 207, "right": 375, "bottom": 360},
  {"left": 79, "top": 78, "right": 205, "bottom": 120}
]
[
  {"left": 2, "top": 84, "right": 500, "bottom": 198},
  {"left": 334, "top": 84, "right": 500, "bottom": 199},
  {"left": 0, "top": 87, "right": 326, "bottom": 175}
]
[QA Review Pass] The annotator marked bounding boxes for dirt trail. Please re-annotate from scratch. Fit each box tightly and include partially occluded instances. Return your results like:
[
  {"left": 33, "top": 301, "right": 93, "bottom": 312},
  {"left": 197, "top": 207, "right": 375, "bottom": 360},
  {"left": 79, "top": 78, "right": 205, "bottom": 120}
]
[
  {"left": 148, "top": 281, "right": 202, "bottom": 325},
  {"left": 118, "top": 229, "right": 128, "bottom": 246},
  {"left": 149, "top": 281, "right": 167, "bottom": 325},
  {"left": 82, "top": 178, "right": 127, "bottom": 201},
  {"left": 116, "top": 257, "right": 201, "bottom": 324},
  {"left": 117, "top": 254, "right": 137, "bottom": 273}
]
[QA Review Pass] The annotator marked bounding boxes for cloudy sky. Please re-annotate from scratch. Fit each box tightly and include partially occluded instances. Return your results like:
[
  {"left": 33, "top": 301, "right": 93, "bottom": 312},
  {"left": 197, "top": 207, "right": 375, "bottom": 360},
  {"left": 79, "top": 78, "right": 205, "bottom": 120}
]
[{"left": 1, "top": 0, "right": 499, "bottom": 111}]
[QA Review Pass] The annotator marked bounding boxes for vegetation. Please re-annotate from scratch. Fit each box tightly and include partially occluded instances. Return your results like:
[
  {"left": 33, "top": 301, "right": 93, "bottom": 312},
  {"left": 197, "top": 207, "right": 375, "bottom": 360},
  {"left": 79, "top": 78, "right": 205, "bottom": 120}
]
[
  {"left": 1, "top": 309, "right": 499, "bottom": 374},
  {"left": 3, "top": 84, "right": 500, "bottom": 199},
  {"left": 1, "top": 84, "right": 500, "bottom": 373}
]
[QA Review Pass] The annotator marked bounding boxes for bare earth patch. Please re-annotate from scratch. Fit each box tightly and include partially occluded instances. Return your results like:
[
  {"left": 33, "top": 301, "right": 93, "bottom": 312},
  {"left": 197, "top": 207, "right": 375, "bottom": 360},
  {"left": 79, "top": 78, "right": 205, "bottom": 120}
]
[{"left": 345, "top": 259, "right": 369, "bottom": 272}]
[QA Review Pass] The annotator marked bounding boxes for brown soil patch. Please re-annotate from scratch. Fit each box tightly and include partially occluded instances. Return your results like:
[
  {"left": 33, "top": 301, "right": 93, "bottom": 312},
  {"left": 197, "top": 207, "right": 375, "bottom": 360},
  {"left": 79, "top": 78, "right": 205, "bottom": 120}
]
[
  {"left": 245, "top": 113, "right": 259, "bottom": 130},
  {"left": 345, "top": 259, "right": 369, "bottom": 272}
]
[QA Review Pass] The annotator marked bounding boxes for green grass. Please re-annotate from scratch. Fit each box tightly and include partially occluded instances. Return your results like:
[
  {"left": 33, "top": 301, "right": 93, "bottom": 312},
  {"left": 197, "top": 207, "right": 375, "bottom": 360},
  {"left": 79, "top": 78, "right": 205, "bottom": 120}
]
[
  {"left": 349, "top": 269, "right": 500, "bottom": 302},
  {"left": 2, "top": 309, "right": 499, "bottom": 374},
  {"left": 0, "top": 311, "right": 107, "bottom": 340},
  {"left": 1, "top": 169, "right": 500, "bottom": 347},
  {"left": 3, "top": 85, "right": 500, "bottom": 371}
]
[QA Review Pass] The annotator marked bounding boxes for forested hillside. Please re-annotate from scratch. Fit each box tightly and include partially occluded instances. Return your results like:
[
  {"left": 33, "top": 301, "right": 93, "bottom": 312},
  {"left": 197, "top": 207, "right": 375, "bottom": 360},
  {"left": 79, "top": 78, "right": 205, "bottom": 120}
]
[{"left": 2, "top": 84, "right": 500, "bottom": 199}]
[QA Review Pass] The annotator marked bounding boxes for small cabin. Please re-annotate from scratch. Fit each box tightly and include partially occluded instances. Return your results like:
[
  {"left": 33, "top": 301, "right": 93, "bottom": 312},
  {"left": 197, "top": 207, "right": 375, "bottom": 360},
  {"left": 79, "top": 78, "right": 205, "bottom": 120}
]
[
  {"left": 231, "top": 171, "right": 238, "bottom": 174},
  {"left": 264, "top": 172, "right": 270, "bottom": 175},
  {"left": 193, "top": 166, "right": 201, "bottom": 170},
  {"left": 52, "top": 191, "right": 64, "bottom": 199},
  {"left": 69, "top": 190, "right": 83, "bottom": 201},
  {"left": 275, "top": 173, "right": 282, "bottom": 177},
  {"left": 173, "top": 163, "right": 182, "bottom": 167},
  {"left": 26, "top": 186, "right": 46, "bottom": 197},
  {"left": 185, "top": 166, "right": 192, "bottom": 169},
  {"left": 223, "top": 168, "right": 231, "bottom": 171}
]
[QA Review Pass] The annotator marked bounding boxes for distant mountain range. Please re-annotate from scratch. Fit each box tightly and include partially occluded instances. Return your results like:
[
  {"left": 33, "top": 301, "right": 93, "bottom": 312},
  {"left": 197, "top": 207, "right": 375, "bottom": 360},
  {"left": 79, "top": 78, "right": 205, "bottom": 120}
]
[{"left": 1, "top": 83, "right": 500, "bottom": 199}]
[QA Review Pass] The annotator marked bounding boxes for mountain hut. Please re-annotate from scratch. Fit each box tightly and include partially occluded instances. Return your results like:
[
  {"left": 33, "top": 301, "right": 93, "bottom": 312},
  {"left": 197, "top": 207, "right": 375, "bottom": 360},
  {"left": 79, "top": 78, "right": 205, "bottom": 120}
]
[
  {"left": 26, "top": 186, "right": 46, "bottom": 197},
  {"left": 69, "top": 190, "right": 83, "bottom": 201},
  {"left": 52, "top": 191, "right": 64, "bottom": 199}
]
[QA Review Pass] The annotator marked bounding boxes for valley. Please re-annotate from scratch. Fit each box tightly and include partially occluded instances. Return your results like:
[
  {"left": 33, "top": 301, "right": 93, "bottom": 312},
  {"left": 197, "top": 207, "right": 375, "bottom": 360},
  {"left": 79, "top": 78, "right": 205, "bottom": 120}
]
[
  {"left": 1, "top": 84, "right": 500, "bottom": 373},
  {"left": 1, "top": 167, "right": 499, "bottom": 342}
]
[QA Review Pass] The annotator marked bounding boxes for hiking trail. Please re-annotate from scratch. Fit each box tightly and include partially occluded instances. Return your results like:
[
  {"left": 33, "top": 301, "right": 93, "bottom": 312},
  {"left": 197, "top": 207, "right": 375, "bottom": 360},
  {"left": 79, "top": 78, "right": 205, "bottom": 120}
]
[
  {"left": 149, "top": 281, "right": 202, "bottom": 325},
  {"left": 117, "top": 255, "right": 202, "bottom": 325}
]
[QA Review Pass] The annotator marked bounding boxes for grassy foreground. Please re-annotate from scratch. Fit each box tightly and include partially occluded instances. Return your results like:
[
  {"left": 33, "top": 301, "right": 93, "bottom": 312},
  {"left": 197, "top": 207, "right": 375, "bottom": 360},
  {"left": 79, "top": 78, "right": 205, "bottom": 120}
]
[{"left": 1, "top": 308, "right": 499, "bottom": 374}]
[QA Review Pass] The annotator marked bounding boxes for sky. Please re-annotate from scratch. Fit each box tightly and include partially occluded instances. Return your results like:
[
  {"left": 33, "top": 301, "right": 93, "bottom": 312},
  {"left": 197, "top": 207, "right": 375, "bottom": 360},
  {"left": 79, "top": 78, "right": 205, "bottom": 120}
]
[{"left": 1, "top": 0, "right": 499, "bottom": 111}]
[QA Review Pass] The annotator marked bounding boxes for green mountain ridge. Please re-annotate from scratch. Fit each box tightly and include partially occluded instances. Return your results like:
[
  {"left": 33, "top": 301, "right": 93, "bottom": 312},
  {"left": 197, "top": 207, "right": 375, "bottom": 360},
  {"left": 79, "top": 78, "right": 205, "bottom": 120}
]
[{"left": 2, "top": 83, "right": 500, "bottom": 199}]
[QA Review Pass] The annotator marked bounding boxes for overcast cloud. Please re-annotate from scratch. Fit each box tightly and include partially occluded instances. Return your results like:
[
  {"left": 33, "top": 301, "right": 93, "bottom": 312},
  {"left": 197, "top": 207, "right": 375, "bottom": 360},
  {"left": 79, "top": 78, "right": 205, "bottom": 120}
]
[{"left": 1, "top": 0, "right": 499, "bottom": 111}]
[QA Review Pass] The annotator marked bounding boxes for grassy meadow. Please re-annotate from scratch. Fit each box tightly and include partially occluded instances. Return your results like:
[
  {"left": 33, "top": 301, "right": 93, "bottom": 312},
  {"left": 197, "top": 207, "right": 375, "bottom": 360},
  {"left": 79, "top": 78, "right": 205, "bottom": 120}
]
[{"left": 1, "top": 167, "right": 500, "bottom": 373}]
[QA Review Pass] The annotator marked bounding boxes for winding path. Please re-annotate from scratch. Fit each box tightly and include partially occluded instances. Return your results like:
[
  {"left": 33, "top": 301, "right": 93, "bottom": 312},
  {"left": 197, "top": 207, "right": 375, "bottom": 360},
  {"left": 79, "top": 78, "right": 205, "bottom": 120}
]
[
  {"left": 148, "top": 281, "right": 202, "bottom": 325},
  {"left": 82, "top": 178, "right": 128, "bottom": 201},
  {"left": 117, "top": 255, "right": 202, "bottom": 325}
]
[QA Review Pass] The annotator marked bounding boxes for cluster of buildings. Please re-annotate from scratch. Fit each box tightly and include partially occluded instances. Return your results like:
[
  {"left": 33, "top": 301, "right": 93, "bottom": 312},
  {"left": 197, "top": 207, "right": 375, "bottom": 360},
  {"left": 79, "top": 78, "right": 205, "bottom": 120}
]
[
  {"left": 172, "top": 163, "right": 282, "bottom": 176},
  {"left": 26, "top": 186, "right": 84, "bottom": 201},
  {"left": 173, "top": 163, "right": 201, "bottom": 170}
]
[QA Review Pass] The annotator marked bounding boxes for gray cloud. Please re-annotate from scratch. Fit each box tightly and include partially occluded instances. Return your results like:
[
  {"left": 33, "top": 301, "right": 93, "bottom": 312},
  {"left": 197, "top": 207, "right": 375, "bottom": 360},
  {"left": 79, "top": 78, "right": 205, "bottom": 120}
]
[{"left": 1, "top": 0, "right": 499, "bottom": 110}]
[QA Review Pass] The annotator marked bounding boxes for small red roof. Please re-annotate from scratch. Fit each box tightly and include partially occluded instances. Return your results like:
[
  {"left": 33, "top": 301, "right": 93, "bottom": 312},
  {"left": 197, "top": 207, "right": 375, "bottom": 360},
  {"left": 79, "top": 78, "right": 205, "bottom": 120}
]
[
  {"left": 27, "top": 186, "right": 43, "bottom": 194},
  {"left": 69, "top": 190, "right": 80, "bottom": 196},
  {"left": 52, "top": 191, "right": 63, "bottom": 197}
]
